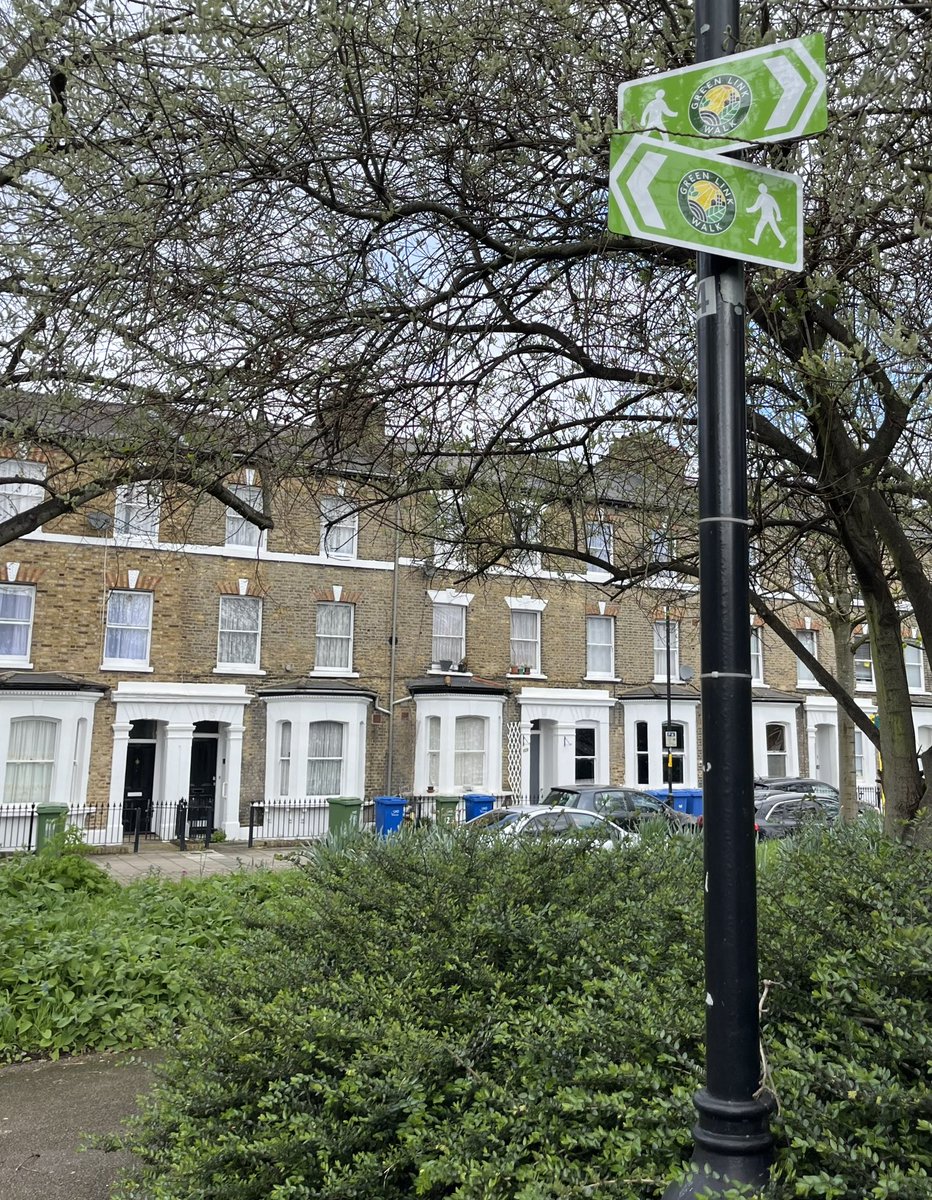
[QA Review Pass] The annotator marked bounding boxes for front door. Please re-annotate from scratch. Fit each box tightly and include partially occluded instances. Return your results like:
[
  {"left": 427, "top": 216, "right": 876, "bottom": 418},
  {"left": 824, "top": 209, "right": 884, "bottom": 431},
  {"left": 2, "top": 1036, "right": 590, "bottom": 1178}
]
[
  {"left": 123, "top": 742, "right": 156, "bottom": 834},
  {"left": 188, "top": 736, "right": 218, "bottom": 839}
]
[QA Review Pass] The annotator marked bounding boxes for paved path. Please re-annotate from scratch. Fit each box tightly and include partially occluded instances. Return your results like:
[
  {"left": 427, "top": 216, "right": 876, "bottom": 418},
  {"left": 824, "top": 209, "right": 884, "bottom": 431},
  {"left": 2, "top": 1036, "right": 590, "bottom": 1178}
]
[
  {"left": 0, "top": 1051, "right": 161, "bottom": 1200},
  {"left": 94, "top": 842, "right": 302, "bottom": 884}
]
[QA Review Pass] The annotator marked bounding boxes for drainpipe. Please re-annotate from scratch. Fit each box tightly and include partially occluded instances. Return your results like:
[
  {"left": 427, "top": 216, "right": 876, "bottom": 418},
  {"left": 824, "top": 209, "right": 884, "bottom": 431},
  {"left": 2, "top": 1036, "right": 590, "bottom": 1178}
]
[{"left": 385, "top": 500, "right": 401, "bottom": 792}]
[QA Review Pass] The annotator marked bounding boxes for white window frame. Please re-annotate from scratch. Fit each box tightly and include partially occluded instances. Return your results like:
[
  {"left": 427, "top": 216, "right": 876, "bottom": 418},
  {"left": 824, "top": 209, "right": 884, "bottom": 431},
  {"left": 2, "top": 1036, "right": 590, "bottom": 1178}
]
[
  {"left": 216, "top": 595, "right": 263, "bottom": 673},
  {"left": 0, "top": 583, "right": 35, "bottom": 667},
  {"left": 854, "top": 639, "right": 874, "bottom": 689},
  {"left": 750, "top": 625, "right": 764, "bottom": 685},
  {"left": 510, "top": 608, "right": 541, "bottom": 673},
  {"left": 313, "top": 602, "right": 354, "bottom": 675},
  {"left": 586, "top": 615, "right": 615, "bottom": 679},
  {"left": 432, "top": 603, "right": 466, "bottom": 668},
  {"left": 277, "top": 720, "right": 292, "bottom": 795},
  {"left": 904, "top": 642, "right": 925, "bottom": 692},
  {"left": 0, "top": 459, "right": 46, "bottom": 526},
  {"left": 511, "top": 512, "right": 541, "bottom": 573},
  {"left": 102, "top": 590, "right": 153, "bottom": 670},
  {"left": 225, "top": 484, "right": 265, "bottom": 549},
  {"left": 453, "top": 715, "right": 487, "bottom": 789},
  {"left": 653, "top": 619, "right": 680, "bottom": 681},
  {"left": 306, "top": 719, "right": 345, "bottom": 796},
  {"left": 765, "top": 722, "right": 789, "bottom": 776},
  {"left": 585, "top": 519, "right": 613, "bottom": 575},
  {"left": 320, "top": 496, "right": 358, "bottom": 559},
  {"left": 114, "top": 483, "right": 161, "bottom": 543},
  {"left": 2, "top": 716, "right": 59, "bottom": 805},
  {"left": 796, "top": 628, "right": 818, "bottom": 686},
  {"left": 649, "top": 529, "right": 675, "bottom": 564},
  {"left": 432, "top": 490, "right": 466, "bottom": 570}
]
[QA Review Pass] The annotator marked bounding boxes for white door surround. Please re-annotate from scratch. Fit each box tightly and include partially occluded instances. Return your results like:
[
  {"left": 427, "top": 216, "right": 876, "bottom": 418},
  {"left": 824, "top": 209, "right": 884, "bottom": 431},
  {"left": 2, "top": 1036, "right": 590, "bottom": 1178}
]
[{"left": 108, "top": 682, "right": 252, "bottom": 838}]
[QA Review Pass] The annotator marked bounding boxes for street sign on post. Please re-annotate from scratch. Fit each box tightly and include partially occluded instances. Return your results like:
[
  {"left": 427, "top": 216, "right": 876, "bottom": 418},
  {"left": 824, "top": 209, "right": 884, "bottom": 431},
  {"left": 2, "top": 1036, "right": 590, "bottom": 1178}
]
[
  {"left": 618, "top": 34, "right": 826, "bottom": 153},
  {"left": 608, "top": 133, "right": 803, "bottom": 270}
]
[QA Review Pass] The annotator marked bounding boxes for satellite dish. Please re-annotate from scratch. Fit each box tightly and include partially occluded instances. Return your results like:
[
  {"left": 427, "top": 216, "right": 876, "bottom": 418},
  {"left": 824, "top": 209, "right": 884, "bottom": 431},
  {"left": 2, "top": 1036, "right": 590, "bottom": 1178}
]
[{"left": 679, "top": 665, "right": 695, "bottom": 683}]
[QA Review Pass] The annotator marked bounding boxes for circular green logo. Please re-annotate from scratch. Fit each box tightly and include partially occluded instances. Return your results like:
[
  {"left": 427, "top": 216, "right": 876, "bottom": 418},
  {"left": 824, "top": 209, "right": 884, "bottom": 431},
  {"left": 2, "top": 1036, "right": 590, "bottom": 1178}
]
[
  {"left": 677, "top": 169, "right": 736, "bottom": 235},
  {"left": 689, "top": 74, "right": 752, "bottom": 137}
]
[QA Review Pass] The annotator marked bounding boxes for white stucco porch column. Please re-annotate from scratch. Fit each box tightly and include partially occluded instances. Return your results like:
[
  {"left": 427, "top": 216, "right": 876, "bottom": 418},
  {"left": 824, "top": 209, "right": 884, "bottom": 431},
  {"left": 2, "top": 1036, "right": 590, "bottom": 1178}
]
[
  {"left": 555, "top": 723, "right": 577, "bottom": 784},
  {"left": 162, "top": 722, "right": 195, "bottom": 808},
  {"left": 219, "top": 723, "right": 245, "bottom": 837}
]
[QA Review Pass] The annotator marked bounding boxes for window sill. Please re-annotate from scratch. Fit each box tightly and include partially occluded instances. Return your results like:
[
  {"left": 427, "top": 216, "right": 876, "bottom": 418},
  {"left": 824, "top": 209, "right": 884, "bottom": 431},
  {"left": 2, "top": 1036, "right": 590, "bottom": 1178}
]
[
  {"left": 584, "top": 674, "right": 619, "bottom": 683},
  {"left": 428, "top": 668, "right": 472, "bottom": 677},
  {"left": 213, "top": 666, "right": 267, "bottom": 676},
  {"left": 309, "top": 670, "right": 360, "bottom": 679},
  {"left": 796, "top": 682, "right": 823, "bottom": 690},
  {"left": 100, "top": 663, "right": 154, "bottom": 672},
  {"left": 506, "top": 672, "right": 547, "bottom": 680},
  {"left": 0, "top": 659, "right": 33, "bottom": 669}
]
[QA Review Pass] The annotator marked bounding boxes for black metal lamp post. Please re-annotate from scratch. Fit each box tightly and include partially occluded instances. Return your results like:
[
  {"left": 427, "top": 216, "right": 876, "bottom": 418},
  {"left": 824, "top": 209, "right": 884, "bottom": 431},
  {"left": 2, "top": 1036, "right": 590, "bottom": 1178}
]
[{"left": 664, "top": 0, "right": 775, "bottom": 1194}]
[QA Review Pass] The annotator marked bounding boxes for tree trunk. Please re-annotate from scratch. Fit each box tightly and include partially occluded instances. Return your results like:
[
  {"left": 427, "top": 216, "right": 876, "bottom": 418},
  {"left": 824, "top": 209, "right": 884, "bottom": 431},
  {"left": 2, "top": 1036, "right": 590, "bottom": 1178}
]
[{"left": 829, "top": 614, "right": 859, "bottom": 824}]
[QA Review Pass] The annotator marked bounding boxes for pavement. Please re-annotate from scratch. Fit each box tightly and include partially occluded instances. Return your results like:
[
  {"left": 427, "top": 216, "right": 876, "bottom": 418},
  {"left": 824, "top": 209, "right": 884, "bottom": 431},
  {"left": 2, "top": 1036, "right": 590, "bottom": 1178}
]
[
  {"left": 0, "top": 1050, "right": 162, "bottom": 1200},
  {"left": 93, "top": 841, "right": 303, "bottom": 884}
]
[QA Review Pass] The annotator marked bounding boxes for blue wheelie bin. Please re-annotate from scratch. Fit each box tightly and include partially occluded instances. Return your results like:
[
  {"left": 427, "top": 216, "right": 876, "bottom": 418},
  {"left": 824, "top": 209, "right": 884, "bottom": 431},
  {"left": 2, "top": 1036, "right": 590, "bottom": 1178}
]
[
  {"left": 374, "top": 795, "right": 408, "bottom": 835},
  {"left": 464, "top": 793, "right": 496, "bottom": 823}
]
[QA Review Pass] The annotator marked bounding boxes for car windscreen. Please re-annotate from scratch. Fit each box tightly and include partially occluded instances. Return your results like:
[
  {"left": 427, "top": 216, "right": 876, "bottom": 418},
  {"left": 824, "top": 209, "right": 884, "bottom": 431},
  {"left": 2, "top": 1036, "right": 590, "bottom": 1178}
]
[{"left": 542, "top": 789, "right": 579, "bottom": 806}]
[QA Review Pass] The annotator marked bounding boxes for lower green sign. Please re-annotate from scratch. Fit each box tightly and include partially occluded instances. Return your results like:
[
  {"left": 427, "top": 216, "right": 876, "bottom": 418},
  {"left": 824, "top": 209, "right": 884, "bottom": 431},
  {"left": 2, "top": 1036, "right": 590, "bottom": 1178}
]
[{"left": 608, "top": 133, "right": 803, "bottom": 270}]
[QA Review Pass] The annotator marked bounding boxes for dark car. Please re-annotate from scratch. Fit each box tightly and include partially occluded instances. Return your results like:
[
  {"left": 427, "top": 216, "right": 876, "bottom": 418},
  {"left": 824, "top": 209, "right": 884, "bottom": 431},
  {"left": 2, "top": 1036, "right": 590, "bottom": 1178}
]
[
  {"left": 542, "top": 784, "right": 678, "bottom": 830},
  {"left": 754, "top": 796, "right": 828, "bottom": 840}
]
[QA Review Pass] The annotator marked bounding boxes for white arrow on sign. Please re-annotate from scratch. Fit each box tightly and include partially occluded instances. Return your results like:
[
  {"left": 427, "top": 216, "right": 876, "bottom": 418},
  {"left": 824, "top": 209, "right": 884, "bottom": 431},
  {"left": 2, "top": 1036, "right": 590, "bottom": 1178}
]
[
  {"left": 765, "top": 55, "right": 807, "bottom": 130},
  {"left": 628, "top": 151, "right": 666, "bottom": 229}
]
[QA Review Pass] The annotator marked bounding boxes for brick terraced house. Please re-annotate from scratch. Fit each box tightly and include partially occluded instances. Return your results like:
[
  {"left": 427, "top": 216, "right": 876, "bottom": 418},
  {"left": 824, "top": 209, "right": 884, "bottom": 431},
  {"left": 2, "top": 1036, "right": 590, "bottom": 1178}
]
[{"left": 0, "top": 450, "right": 928, "bottom": 847}]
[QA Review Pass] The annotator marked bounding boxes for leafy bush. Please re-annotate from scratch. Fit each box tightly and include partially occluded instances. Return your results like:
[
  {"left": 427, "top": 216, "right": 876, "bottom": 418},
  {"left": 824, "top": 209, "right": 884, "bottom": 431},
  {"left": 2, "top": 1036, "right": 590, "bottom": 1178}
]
[
  {"left": 116, "top": 825, "right": 931, "bottom": 1199},
  {"left": 0, "top": 845, "right": 292, "bottom": 1062}
]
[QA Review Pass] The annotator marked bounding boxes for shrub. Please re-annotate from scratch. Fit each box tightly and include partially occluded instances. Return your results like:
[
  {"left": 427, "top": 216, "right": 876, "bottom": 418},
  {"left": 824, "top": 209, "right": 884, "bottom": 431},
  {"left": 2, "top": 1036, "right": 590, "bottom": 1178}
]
[
  {"left": 115, "top": 826, "right": 931, "bottom": 1199},
  {"left": 0, "top": 848, "right": 293, "bottom": 1062}
]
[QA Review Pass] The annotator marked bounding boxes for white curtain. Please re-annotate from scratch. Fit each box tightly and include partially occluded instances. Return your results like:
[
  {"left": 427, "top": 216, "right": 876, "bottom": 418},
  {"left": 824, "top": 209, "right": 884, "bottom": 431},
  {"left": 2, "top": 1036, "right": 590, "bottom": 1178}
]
[
  {"left": 510, "top": 610, "right": 538, "bottom": 669},
  {"left": 321, "top": 497, "right": 357, "bottom": 557},
  {"left": 105, "top": 591, "right": 152, "bottom": 661},
  {"left": 218, "top": 596, "right": 261, "bottom": 666},
  {"left": 307, "top": 721, "right": 344, "bottom": 795},
  {"left": 4, "top": 718, "right": 58, "bottom": 804},
  {"left": 454, "top": 716, "right": 485, "bottom": 788},
  {"left": 226, "top": 484, "right": 263, "bottom": 547},
  {"left": 432, "top": 604, "right": 464, "bottom": 664},
  {"left": 587, "top": 616, "right": 613, "bottom": 675},
  {"left": 316, "top": 603, "right": 352, "bottom": 669},
  {"left": 0, "top": 585, "right": 34, "bottom": 656}
]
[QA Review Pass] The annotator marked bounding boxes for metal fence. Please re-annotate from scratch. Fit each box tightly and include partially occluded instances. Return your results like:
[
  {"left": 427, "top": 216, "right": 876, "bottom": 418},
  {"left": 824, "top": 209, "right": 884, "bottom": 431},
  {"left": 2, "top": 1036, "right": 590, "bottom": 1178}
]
[{"left": 0, "top": 798, "right": 217, "bottom": 855}]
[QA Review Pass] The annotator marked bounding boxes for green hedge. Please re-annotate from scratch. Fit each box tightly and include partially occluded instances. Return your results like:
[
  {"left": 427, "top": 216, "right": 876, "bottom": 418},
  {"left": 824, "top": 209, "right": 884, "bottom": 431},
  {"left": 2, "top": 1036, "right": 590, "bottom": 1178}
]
[{"left": 116, "top": 825, "right": 931, "bottom": 1199}]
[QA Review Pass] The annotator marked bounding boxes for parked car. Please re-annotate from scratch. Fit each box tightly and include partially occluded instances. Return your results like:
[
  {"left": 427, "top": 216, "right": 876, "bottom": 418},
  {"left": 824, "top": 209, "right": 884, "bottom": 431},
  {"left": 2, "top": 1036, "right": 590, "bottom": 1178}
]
[
  {"left": 542, "top": 784, "right": 678, "bottom": 830},
  {"left": 754, "top": 777, "right": 840, "bottom": 804},
  {"left": 754, "top": 796, "right": 828, "bottom": 840},
  {"left": 465, "top": 804, "right": 636, "bottom": 848}
]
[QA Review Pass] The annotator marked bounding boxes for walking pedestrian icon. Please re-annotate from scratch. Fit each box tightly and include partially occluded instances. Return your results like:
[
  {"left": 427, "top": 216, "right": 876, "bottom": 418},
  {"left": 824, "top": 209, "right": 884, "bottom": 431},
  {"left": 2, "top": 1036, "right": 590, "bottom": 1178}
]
[
  {"left": 747, "top": 184, "right": 787, "bottom": 247},
  {"left": 640, "top": 89, "right": 676, "bottom": 140}
]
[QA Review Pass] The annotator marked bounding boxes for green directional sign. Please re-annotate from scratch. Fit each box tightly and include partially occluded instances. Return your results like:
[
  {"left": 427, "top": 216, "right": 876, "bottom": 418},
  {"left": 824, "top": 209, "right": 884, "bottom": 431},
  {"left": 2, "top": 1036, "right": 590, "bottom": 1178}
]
[
  {"left": 618, "top": 35, "right": 826, "bottom": 153},
  {"left": 608, "top": 133, "right": 803, "bottom": 270}
]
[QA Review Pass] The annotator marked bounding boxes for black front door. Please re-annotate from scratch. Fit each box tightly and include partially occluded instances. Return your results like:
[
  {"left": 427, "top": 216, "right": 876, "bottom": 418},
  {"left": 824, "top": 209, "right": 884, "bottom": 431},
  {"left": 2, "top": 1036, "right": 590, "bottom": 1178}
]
[
  {"left": 188, "top": 737, "right": 218, "bottom": 838},
  {"left": 123, "top": 742, "right": 156, "bottom": 834}
]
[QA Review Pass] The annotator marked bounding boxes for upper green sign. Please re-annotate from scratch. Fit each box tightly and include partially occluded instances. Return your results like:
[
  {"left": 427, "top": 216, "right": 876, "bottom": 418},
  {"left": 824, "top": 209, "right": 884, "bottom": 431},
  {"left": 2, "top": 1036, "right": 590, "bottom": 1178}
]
[
  {"left": 618, "top": 35, "right": 826, "bottom": 153},
  {"left": 608, "top": 133, "right": 803, "bottom": 270}
]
